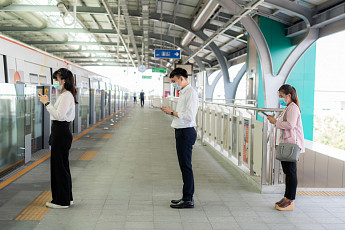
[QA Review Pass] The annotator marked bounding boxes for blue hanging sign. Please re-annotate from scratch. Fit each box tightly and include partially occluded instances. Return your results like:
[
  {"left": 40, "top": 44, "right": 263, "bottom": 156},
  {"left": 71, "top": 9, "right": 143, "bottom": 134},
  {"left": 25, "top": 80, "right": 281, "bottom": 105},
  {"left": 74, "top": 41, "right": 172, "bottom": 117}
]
[{"left": 154, "top": 49, "right": 181, "bottom": 59}]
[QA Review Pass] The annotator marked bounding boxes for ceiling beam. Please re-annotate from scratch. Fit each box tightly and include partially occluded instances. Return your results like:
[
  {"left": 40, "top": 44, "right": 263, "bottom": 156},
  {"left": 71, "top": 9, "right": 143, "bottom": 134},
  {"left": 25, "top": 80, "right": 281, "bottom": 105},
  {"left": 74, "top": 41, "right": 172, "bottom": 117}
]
[
  {"left": 119, "top": 0, "right": 141, "bottom": 65},
  {"left": 101, "top": 0, "right": 135, "bottom": 67},
  {"left": 286, "top": 1, "right": 345, "bottom": 37},
  {"left": 0, "top": 5, "right": 107, "bottom": 14}
]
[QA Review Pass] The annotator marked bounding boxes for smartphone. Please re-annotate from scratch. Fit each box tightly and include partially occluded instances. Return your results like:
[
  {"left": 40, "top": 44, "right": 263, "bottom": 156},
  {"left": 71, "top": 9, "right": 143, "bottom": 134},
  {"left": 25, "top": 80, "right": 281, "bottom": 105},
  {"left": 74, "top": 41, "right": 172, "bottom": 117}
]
[{"left": 261, "top": 111, "right": 269, "bottom": 116}]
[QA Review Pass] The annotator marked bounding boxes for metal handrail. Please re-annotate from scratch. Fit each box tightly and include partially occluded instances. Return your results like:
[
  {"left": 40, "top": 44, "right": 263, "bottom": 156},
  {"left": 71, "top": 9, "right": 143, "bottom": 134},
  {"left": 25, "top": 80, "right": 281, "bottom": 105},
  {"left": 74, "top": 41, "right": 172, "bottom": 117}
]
[
  {"left": 165, "top": 96, "right": 285, "bottom": 188},
  {"left": 205, "top": 98, "right": 257, "bottom": 102},
  {"left": 202, "top": 100, "right": 284, "bottom": 113}
]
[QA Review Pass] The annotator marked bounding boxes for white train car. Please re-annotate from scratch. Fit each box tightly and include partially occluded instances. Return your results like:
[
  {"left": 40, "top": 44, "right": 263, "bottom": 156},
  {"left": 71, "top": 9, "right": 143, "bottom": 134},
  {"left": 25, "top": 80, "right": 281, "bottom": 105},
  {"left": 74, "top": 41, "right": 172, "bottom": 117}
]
[{"left": 0, "top": 34, "right": 127, "bottom": 175}]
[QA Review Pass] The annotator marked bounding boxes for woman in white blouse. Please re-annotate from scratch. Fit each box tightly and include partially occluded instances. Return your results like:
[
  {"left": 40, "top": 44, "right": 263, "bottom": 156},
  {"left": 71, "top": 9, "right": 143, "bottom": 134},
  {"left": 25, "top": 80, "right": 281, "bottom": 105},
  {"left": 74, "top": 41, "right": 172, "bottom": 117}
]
[{"left": 38, "top": 68, "right": 77, "bottom": 209}]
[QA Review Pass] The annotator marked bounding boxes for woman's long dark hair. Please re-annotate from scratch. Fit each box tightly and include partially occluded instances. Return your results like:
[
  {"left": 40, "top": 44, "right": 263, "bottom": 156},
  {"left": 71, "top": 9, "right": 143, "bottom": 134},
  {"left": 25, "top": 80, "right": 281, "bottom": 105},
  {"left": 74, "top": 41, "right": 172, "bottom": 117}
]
[
  {"left": 278, "top": 84, "right": 299, "bottom": 110},
  {"left": 53, "top": 68, "right": 78, "bottom": 104}
]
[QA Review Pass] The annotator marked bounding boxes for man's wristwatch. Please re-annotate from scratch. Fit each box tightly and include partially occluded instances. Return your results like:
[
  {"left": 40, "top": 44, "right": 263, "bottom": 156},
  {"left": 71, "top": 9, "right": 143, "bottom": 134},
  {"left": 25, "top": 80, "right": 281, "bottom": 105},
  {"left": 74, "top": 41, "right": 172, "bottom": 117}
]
[
  {"left": 44, "top": 102, "right": 50, "bottom": 107},
  {"left": 170, "top": 111, "right": 174, "bottom": 116}
]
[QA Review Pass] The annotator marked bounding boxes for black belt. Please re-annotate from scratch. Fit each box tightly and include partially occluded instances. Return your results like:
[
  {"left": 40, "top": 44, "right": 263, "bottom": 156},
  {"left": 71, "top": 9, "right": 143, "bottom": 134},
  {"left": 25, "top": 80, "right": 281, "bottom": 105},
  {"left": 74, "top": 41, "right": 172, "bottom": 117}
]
[
  {"left": 175, "top": 127, "right": 194, "bottom": 130},
  {"left": 53, "top": 120, "right": 70, "bottom": 124}
]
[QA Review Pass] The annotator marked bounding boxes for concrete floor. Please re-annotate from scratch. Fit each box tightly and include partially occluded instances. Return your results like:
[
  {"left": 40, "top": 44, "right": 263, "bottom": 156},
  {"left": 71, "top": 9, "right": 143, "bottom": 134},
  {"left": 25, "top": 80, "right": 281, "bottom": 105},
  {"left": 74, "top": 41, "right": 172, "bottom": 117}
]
[{"left": 1, "top": 104, "right": 345, "bottom": 230}]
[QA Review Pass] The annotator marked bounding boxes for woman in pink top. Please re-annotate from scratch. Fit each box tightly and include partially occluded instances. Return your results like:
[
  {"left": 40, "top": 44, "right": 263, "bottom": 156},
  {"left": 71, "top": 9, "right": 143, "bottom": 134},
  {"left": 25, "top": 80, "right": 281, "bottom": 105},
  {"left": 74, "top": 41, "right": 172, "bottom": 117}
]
[{"left": 267, "top": 84, "right": 304, "bottom": 211}]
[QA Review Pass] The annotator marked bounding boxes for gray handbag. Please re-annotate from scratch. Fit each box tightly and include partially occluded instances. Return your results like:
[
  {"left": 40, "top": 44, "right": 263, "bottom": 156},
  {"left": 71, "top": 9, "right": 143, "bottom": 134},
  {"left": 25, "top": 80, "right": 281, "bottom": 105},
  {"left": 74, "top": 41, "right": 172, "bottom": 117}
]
[{"left": 275, "top": 110, "right": 301, "bottom": 162}]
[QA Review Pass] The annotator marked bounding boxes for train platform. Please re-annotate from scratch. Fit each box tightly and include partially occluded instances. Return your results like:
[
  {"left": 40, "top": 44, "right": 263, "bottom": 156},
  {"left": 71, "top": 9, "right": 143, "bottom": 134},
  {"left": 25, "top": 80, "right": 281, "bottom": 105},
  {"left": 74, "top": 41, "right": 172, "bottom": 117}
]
[{"left": 1, "top": 105, "right": 345, "bottom": 230}]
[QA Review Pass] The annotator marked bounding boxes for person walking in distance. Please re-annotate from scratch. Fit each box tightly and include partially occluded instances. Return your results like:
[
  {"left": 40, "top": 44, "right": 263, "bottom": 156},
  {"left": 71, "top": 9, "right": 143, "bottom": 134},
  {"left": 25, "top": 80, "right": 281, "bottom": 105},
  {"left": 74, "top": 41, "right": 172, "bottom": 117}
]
[
  {"left": 38, "top": 68, "right": 77, "bottom": 209},
  {"left": 161, "top": 68, "right": 198, "bottom": 209},
  {"left": 133, "top": 92, "right": 137, "bottom": 104},
  {"left": 267, "top": 84, "right": 305, "bottom": 211},
  {"left": 140, "top": 90, "right": 145, "bottom": 107}
]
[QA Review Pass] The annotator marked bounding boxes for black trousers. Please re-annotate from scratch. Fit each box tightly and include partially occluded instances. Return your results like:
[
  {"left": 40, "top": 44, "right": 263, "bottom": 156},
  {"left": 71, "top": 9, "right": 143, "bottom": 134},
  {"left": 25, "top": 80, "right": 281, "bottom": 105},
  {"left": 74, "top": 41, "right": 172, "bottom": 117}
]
[
  {"left": 51, "top": 121, "right": 73, "bottom": 206},
  {"left": 281, "top": 161, "right": 297, "bottom": 200},
  {"left": 140, "top": 98, "right": 144, "bottom": 107},
  {"left": 175, "top": 127, "right": 197, "bottom": 201}
]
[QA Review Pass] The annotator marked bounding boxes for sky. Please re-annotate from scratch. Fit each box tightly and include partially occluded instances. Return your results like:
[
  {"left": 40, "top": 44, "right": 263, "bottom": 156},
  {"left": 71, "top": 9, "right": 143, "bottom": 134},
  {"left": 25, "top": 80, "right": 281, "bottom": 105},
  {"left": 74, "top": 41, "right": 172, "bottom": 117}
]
[
  {"left": 315, "top": 30, "right": 345, "bottom": 92},
  {"left": 315, "top": 29, "right": 345, "bottom": 113}
]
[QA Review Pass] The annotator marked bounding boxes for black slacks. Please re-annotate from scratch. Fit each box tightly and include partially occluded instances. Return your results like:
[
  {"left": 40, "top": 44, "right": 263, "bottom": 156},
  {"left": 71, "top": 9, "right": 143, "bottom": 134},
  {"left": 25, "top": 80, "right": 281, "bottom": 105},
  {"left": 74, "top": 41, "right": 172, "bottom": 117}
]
[
  {"left": 175, "top": 127, "right": 197, "bottom": 201},
  {"left": 281, "top": 161, "right": 297, "bottom": 200},
  {"left": 140, "top": 98, "right": 144, "bottom": 107},
  {"left": 51, "top": 121, "right": 73, "bottom": 206}
]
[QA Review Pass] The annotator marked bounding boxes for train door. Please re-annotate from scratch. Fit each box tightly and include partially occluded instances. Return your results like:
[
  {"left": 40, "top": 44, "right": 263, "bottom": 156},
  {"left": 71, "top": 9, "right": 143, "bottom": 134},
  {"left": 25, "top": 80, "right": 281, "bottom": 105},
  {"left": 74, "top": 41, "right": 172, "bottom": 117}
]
[{"left": 24, "top": 85, "right": 43, "bottom": 156}]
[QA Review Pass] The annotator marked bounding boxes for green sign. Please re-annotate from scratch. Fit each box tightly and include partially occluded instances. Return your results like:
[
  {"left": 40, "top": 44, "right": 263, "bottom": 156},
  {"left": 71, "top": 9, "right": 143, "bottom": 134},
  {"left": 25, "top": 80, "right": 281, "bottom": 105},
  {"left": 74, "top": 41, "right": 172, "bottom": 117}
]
[
  {"left": 152, "top": 68, "right": 166, "bottom": 73},
  {"left": 142, "top": 76, "right": 152, "bottom": 79}
]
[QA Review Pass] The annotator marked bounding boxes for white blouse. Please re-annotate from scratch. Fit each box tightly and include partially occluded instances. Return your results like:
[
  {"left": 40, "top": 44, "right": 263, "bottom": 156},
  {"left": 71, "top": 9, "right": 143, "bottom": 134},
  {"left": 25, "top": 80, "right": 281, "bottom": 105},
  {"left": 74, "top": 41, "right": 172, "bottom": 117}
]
[{"left": 46, "top": 91, "right": 75, "bottom": 122}]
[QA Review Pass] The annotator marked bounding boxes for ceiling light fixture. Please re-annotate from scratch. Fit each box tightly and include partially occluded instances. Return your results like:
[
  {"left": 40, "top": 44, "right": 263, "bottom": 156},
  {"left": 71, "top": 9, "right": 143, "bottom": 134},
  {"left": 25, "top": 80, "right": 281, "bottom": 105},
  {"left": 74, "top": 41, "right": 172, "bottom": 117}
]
[{"left": 57, "top": 0, "right": 77, "bottom": 26}]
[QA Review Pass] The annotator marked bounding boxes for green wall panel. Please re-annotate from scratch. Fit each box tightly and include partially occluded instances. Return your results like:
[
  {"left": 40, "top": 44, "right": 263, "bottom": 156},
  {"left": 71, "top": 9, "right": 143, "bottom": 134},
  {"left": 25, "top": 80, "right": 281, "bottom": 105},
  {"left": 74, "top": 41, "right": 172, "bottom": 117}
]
[{"left": 257, "top": 16, "right": 316, "bottom": 140}]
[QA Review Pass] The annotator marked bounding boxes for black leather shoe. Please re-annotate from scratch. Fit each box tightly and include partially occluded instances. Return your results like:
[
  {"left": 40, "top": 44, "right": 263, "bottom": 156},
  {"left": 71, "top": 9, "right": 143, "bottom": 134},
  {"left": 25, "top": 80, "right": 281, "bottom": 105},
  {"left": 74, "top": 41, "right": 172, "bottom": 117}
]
[
  {"left": 170, "top": 200, "right": 194, "bottom": 209},
  {"left": 171, "top": 198, "right": 183, "bottom": 204}
]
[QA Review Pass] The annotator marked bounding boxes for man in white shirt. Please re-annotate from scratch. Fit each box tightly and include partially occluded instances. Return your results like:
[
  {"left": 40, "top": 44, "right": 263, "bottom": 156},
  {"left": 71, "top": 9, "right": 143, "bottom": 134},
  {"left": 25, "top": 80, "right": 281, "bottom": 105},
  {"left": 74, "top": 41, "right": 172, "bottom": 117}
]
[{"left": 161, "top": 68, "right": 198, "bottom": 209}]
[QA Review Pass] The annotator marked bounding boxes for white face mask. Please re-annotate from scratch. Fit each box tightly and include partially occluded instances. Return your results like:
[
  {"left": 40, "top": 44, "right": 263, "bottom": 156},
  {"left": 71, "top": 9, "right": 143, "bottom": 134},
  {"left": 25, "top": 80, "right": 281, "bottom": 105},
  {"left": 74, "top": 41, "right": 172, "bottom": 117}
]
[
  {"left": 53, "top": 80, "right": 63, "bottom": 90},
  {"left": 172, "top": 83, "right": 181, "bottom": 91}
]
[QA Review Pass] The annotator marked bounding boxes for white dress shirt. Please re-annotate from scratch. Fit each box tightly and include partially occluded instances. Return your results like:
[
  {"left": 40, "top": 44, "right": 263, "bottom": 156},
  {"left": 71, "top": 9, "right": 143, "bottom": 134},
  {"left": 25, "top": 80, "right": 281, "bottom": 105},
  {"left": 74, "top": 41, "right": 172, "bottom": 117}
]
[
  {"left": 171, "top": 84, "right": 198, "bottom": 129},
  {"left": 46, "top": 91, "right": 75, "bottom": 122}
]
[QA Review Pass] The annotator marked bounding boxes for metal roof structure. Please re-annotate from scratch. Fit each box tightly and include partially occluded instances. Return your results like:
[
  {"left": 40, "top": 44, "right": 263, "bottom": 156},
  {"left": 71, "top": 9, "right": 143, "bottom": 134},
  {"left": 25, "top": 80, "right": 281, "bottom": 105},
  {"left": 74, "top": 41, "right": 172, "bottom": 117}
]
[{"left": 0, "top": 0, "right": 344, "bottom": 71}]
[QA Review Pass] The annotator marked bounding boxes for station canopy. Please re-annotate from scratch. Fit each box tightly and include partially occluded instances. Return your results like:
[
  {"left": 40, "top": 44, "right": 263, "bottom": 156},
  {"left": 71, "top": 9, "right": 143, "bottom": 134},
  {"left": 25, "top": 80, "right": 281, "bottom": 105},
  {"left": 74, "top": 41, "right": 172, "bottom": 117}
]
[{"left": 0, "top": 0, "right": 344, "bottom": 70}]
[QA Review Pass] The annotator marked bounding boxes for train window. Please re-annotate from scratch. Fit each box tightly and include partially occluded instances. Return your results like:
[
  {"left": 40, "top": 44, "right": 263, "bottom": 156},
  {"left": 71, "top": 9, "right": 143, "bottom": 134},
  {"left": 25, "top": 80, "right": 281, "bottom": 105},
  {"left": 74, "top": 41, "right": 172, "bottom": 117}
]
[
  {"left": 29, "top": 73, "right": 38, "bottom": 84},
  {"left": 39, "top": 75, "right": 46, "bottom": 84}
]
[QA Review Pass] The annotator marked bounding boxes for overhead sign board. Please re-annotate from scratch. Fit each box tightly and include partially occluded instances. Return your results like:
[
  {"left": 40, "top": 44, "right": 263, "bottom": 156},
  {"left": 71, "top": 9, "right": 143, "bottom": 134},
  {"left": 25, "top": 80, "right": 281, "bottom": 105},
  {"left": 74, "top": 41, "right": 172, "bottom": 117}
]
[
  {"left": 154, "top": 49, "right": 181, "bottom": 59},
  {"left": 152, "top": 68, "right": 166, "bottom": 73},
  {"left": 142, "top": 76, "right": 152, "bottom": 79}
]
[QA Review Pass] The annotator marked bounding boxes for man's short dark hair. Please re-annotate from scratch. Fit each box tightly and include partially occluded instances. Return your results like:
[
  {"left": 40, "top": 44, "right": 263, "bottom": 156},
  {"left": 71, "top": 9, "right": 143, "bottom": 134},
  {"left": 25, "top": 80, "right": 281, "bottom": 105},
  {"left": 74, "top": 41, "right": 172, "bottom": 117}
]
[{"left": 169, "top": 67, "right": 188, "bottom": 79}]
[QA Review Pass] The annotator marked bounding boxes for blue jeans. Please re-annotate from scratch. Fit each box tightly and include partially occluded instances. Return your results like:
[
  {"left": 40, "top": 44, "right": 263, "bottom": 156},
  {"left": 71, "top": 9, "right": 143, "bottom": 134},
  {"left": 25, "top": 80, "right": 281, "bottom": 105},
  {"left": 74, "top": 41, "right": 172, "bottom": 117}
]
[{"left": 175, "top": 127, "right": 197, "bottom": 201}]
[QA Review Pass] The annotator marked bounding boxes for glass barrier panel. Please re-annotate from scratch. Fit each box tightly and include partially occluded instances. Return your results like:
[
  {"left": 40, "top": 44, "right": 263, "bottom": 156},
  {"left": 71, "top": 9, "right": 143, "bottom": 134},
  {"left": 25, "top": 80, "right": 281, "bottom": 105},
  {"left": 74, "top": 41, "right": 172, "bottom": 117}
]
[
  {"left": 232, "top": 115, "right": 238, "bottom": 159},
  {"left": 0, "top": 84, "right": 24, "bottom": 172},
  {"left": 31, "top": 85, "right": 43, "bottom": 153},
  {"left": 253, "top": 120, "right": 263, "bottom": 176},
  {"left": 24, "top": 85, "right": 43, "bottom": 153},
  {"left": 217, "top": 111, "right": 222, "bottom": 146},
  {"left": 223, "top": 114, "right": 229, "bottom": 151},
  {"left": 210, "top": 109, "right": 215, "bottom": 142},
  {"left": 111, "top": 91, "right": 115, "bottom": 113},
  {"left": 205, "top": 107, "right": 210, "bottom": 140},
  {"left": 95, "top": 90, "right": 102, "bottom": 122},
  {"left": 105, "top": 91, "right": 109, "bottom": 117},
  {"left": 80, "top": 87, "right": 89, "bottom": 130},
  {"left": 242, "top": 118, "right": 251, "bottom": 168}
]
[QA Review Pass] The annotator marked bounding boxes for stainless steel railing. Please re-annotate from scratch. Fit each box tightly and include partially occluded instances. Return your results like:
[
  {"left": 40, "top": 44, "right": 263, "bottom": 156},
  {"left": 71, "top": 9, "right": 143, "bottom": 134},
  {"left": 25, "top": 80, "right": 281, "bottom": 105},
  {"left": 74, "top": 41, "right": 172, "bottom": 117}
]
[{"left": 167, "top": 97, "right": 285, "bottom": 187}]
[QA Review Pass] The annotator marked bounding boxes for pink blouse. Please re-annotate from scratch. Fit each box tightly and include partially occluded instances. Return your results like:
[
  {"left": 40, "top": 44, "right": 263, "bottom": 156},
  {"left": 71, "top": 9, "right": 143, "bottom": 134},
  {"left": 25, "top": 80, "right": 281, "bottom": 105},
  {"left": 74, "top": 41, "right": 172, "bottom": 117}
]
[{"left": 275, "top": 102, "right": 305, "bottom": 153}]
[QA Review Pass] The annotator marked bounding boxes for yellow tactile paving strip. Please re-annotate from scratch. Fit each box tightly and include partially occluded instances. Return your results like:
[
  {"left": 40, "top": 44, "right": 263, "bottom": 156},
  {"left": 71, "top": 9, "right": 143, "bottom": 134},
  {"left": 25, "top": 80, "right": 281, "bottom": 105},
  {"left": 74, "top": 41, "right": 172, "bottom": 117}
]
[
  {"left": 113, "top": 125, "right": 120, "bottom": 128},
  {"left": 14, "top": 191, "right": 52, "bottom": 221},
  {"left": 297, "top": 191, "right": 345, "bottom": 196},
  {"left": 101, "top": 134, "right": 112, "bottom": 139},
  {"left": 78, "top": 151, "right": 99, "bottom": 161}
]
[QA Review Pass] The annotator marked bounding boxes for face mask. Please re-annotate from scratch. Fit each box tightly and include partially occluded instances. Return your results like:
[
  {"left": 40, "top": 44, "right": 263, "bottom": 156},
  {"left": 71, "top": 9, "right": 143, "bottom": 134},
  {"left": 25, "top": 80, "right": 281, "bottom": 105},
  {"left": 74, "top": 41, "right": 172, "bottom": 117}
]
[
  {"left": 53, "top": 80, "right": 63, "bottom": 90},
  {"left": 279, "top": 97, "right": 287, "bottom": 107},
  {"left": 172, "top": 83, "right": 181, "bottom": 91}
]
